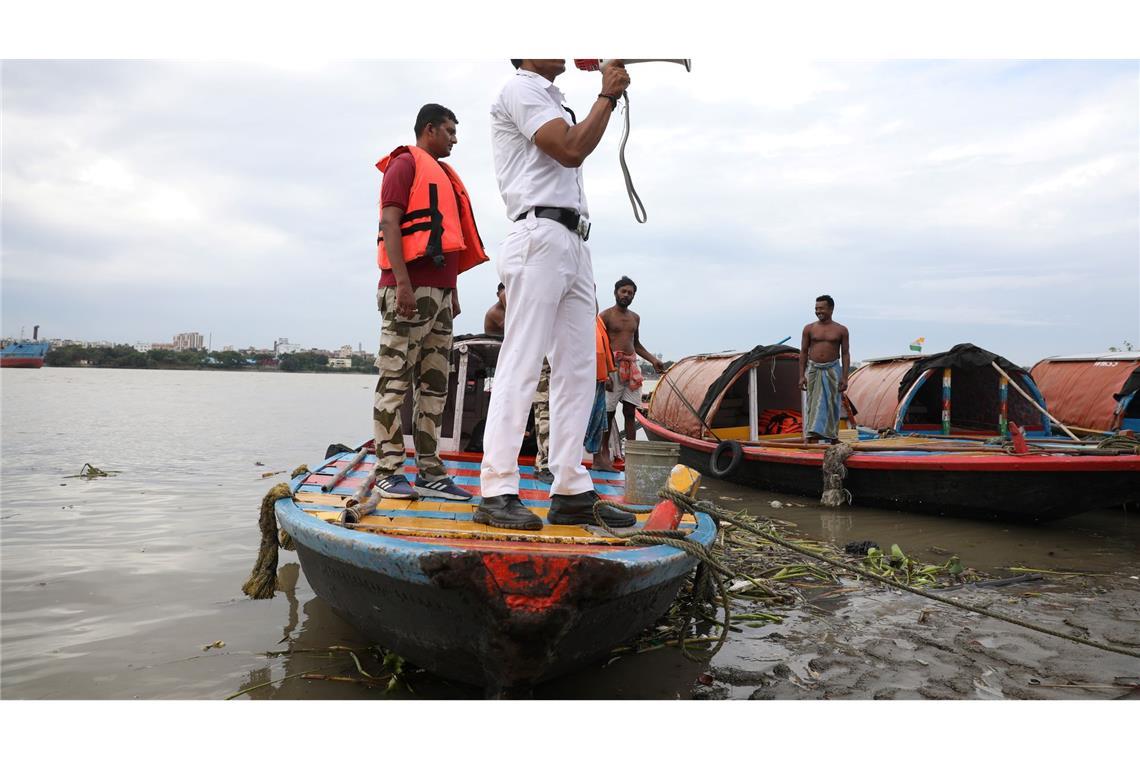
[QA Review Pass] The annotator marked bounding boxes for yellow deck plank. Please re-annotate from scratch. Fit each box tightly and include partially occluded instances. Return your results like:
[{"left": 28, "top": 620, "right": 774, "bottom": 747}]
[{"left": 307, "top": 511, "right": 631, "bottom": 544}]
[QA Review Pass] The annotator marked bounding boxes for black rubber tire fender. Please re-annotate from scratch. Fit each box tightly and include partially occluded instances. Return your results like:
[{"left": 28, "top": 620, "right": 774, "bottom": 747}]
[{"left": 709, "top": 440, "right": 743, "bottom": 478}]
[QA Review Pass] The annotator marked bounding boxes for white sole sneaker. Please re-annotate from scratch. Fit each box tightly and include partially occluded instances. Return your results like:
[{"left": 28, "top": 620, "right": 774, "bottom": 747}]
[
  {"left": 376, "top": 485, "right": 416, "bottom": 499},
  {"left": 414, "top": 484, "right": 472, "bottom": 501}
]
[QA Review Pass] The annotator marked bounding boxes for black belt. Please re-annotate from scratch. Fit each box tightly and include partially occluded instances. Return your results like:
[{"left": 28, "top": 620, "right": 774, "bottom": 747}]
[{"left": 515, "top": 206, "right": 590, "bottom": 240}]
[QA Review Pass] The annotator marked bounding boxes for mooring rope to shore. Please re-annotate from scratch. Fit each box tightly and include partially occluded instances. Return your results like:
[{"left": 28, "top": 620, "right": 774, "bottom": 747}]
[{"left": 594, "top": 487, "right": 1140, "bottom": 661}]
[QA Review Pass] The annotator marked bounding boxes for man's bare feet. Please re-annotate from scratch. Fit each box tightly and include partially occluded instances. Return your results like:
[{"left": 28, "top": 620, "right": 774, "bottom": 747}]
[{"left": 592, "top": 454, "right": 618, "bottom": 472}]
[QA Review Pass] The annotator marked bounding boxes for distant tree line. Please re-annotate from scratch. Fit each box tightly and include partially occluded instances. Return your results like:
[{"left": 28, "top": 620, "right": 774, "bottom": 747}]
[
  {"left": 278, "top": 352, "right": 375, "bottom": 373},
  {"left": 45, "top": 344, "right": 374, "bottom": 373}
]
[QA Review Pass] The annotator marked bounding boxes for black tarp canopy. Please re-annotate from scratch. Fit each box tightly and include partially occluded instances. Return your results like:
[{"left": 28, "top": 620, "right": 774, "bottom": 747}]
[
  {"left": 1113, "top": 365, "right": 1140, "bottom": 401},
  {"left": 696, "top": 344, "right": 800, "bottom": 421},
  {"left": 896, "top": 343, "right": 1028, "bottom": 401}
]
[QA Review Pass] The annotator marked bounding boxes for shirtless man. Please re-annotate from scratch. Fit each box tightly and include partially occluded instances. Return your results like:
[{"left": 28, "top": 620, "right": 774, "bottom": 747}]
[
  {"left": 798, "top": 294, "right": 850, "bottom": 443},
  {"left": 483, "top": 282, "right": 506, "bottom": 336},
  {"left": 600, "top": 276, "right": 666, "bottom": 452}
]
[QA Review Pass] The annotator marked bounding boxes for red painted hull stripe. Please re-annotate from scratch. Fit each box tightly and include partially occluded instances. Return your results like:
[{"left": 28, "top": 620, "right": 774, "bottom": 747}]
[{"left": 636, "top": 412, "right": 1140, "bottom": 473}]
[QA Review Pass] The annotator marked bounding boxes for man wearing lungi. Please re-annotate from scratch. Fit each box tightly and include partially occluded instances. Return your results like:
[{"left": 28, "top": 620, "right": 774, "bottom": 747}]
[
  {"left": 600, "top": 275, "right": 666, "bottom": 452},
  {"left": 798, "top": 294, "right": 851, "bottom": 443}
]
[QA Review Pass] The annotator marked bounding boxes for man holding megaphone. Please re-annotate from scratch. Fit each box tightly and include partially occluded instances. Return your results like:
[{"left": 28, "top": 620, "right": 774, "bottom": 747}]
[{"left": 476, "top": 58, "right": 637, "bottom": 531}]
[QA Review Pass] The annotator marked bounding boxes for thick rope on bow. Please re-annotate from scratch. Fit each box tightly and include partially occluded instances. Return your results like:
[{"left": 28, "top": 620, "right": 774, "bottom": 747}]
[
  {"left": 276, "top": 465, "right": 309, "bottom": 552},
  {"left": 278, "top": 530, "right": 296, "bottom": 551},
  {"left": 592, "top": 494, "right": 734, "bottom": 661},
  {"left": 821, "top": 442, "right": 854, "bottom": 507},
  {"left": 242, "top": 483, "right": 292, "bottom": 599}
]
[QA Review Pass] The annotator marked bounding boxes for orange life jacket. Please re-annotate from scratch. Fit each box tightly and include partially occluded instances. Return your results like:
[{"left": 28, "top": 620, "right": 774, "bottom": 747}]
[
  {"left": 757, "top": 408, "right": 803, "bottom": 435},
  {"left": 595, "top": 316, "right": 616, "bottom": 382},
  {"left": 375, "top": 145, "right": 489, "bottom": 275}
]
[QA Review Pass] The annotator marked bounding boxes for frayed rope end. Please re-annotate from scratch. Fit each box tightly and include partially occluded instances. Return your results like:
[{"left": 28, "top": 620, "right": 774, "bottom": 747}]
[
  {"left": 242, "top": 482, "right": 293, "bottom": 599},
  {"left": 820, "top": 442, "right": 855, "bottom": 507}
]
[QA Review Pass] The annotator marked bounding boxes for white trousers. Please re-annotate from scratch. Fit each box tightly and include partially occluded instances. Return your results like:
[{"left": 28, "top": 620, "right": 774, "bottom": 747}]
[{"left": 480, "top": 217, "right": 596, "bottom": 497}]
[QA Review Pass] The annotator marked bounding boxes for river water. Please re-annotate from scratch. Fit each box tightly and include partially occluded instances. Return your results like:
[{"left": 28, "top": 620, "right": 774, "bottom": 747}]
[{"left": 2, "top": 368, "right": 1138, "bottom": 700}]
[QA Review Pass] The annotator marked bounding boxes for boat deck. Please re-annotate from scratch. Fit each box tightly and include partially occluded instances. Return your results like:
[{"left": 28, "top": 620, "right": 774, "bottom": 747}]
[{"left": 293, "top": 453, "right": 696, "bottom": 546}]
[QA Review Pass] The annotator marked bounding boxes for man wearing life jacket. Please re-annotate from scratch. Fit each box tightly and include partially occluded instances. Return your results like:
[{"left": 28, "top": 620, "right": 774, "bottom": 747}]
[
  {"left": 477, "top": 59, "right": 636, "bottom": 530},
  {"left": 372, "top": 103, "right": 488, "bottom": 500}
]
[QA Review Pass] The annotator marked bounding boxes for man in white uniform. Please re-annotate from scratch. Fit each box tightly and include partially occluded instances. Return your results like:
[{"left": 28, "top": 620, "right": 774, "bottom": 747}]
[{"left": 477, "top": 58, "right": 637, "bottom": 530}]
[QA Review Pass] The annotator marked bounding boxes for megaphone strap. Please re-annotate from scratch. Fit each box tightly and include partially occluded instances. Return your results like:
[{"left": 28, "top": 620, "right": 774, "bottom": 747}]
[{"left": 618, "top": 92, "right": 647, "bottom": 224}]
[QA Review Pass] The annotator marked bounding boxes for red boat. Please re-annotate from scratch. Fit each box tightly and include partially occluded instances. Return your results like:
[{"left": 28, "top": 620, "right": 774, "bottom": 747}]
[{"left": 638, "top": 344, "right": 1140, "bottom": 522}]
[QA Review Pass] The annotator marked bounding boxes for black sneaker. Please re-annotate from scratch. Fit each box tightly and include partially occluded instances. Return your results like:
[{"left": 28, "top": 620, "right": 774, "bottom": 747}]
[
  {"left": 474, "top": 494, "right": 542, "bottom": 531},
  {"left": 548, "top": 490, "right": 637, "bottom": 528},
  {"left": 376, "top": 473, "right": 416, "bottom": 499},
  {"left": 532, "top": 468, "right": 555, "bottom": 485},
  {"left": 414, "top": 475, "right": 473, "bottom": 501}
]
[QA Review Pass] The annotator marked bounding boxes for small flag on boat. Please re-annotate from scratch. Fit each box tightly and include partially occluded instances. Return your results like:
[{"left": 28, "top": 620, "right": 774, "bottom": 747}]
[{"left": 909, "top": 337, "right": 925, "bottom": 352}]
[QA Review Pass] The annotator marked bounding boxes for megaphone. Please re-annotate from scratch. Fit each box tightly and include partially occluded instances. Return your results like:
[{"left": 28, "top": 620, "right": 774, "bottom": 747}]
[
  {"left": 574, "top": 59, "right": 691, "bottom": 72},
  {"left": 572, "top": 59, "right": 692, "bottom": 223}
]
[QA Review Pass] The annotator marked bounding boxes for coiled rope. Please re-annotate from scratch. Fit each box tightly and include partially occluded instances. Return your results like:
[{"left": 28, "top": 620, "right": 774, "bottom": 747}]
[
  {"left": 588, "top": 496, "right": 733, "bottom": 661},
  {"left": 591, "top": 487, "right": 1140, "bottom": 661},
  {"left": 1097, "top": 434, "right": 1140, "bottom": 453}
]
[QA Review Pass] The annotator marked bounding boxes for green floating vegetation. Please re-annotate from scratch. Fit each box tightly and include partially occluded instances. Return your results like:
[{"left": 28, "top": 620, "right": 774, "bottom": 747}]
[
  {"left": 861, "top": 544, "right": 968, "bottom": 588},
  {"left": 64, "top": 464, "right": 121, "bottom": 479}
]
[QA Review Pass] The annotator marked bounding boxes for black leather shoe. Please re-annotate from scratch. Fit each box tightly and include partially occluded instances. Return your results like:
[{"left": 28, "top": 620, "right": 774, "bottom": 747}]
[
  {"left": 532, "top": 468, "right": 555, "bottom": 485},
  {"left": 474, "top": 494, "right": 542, "bottom": 531},
  {"left": 548, "top": 491, "right": 637, "bottom": 528}
]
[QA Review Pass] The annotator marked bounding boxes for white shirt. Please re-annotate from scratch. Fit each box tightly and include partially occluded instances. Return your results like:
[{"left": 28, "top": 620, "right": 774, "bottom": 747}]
[{"left": 490, "top": 69, "right": 589, "bottom": 221}]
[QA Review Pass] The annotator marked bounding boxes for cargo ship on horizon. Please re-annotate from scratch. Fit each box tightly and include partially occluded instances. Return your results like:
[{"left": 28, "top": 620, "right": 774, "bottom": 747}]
[{"left": 1, "top": 325, "right": 50, "bottom": 368}]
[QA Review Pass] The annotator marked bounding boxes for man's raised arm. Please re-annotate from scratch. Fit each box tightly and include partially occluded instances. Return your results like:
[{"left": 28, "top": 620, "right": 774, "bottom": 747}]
[{"left": 533, "top": 63, "right": 629, "bottom": 167}]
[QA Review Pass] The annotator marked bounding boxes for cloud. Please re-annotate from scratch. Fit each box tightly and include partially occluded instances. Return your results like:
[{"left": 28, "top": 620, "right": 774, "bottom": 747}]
[{"left": 2, "top": 59, "right": 1136, "bottom": 366}]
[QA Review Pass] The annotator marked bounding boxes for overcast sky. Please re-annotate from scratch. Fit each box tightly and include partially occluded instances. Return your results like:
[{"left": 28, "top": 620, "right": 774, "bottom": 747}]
[{"left": 2, "top": 58, "right": 1137, "bottom": 364}]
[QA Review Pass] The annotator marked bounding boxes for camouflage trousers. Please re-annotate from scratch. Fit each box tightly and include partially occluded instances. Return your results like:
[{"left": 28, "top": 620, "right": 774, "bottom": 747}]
[
  {"left": 532, "top": 359, "right": 551, "bottom": 472},
  {"left": 373, "top": 286, "right": 454, "bottom": 479}
]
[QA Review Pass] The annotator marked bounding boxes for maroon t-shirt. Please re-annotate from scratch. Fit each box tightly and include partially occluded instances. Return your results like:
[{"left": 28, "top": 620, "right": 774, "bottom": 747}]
[{"left": 378, "top": 151, "right": 459, "bottom": 289}]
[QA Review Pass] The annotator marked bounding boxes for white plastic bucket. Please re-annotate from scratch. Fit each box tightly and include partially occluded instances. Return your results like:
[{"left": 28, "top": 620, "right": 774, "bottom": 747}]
[{"left": 623, "top": 440, "right": 681, "bottom": 505}]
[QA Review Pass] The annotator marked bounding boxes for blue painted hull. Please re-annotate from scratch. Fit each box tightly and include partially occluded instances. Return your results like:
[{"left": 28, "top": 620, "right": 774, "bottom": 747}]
[
  {"left": 276, "top": 455, "right": 717, "bottom": 689},
  {"left": 0, "top": 341, "right": 49, "bottom": 368}
]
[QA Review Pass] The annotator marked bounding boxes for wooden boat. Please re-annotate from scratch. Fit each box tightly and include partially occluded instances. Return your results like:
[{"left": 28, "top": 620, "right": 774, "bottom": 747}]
[
  {"left": 273, "top": 334, "right": 717, "bottom": 690},
  {"left": 1031, "top": 352, "right": 1140, "bottom": 434},
  {"left": 638, "top": 344, "right": 1140, "bottom": 522}
]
